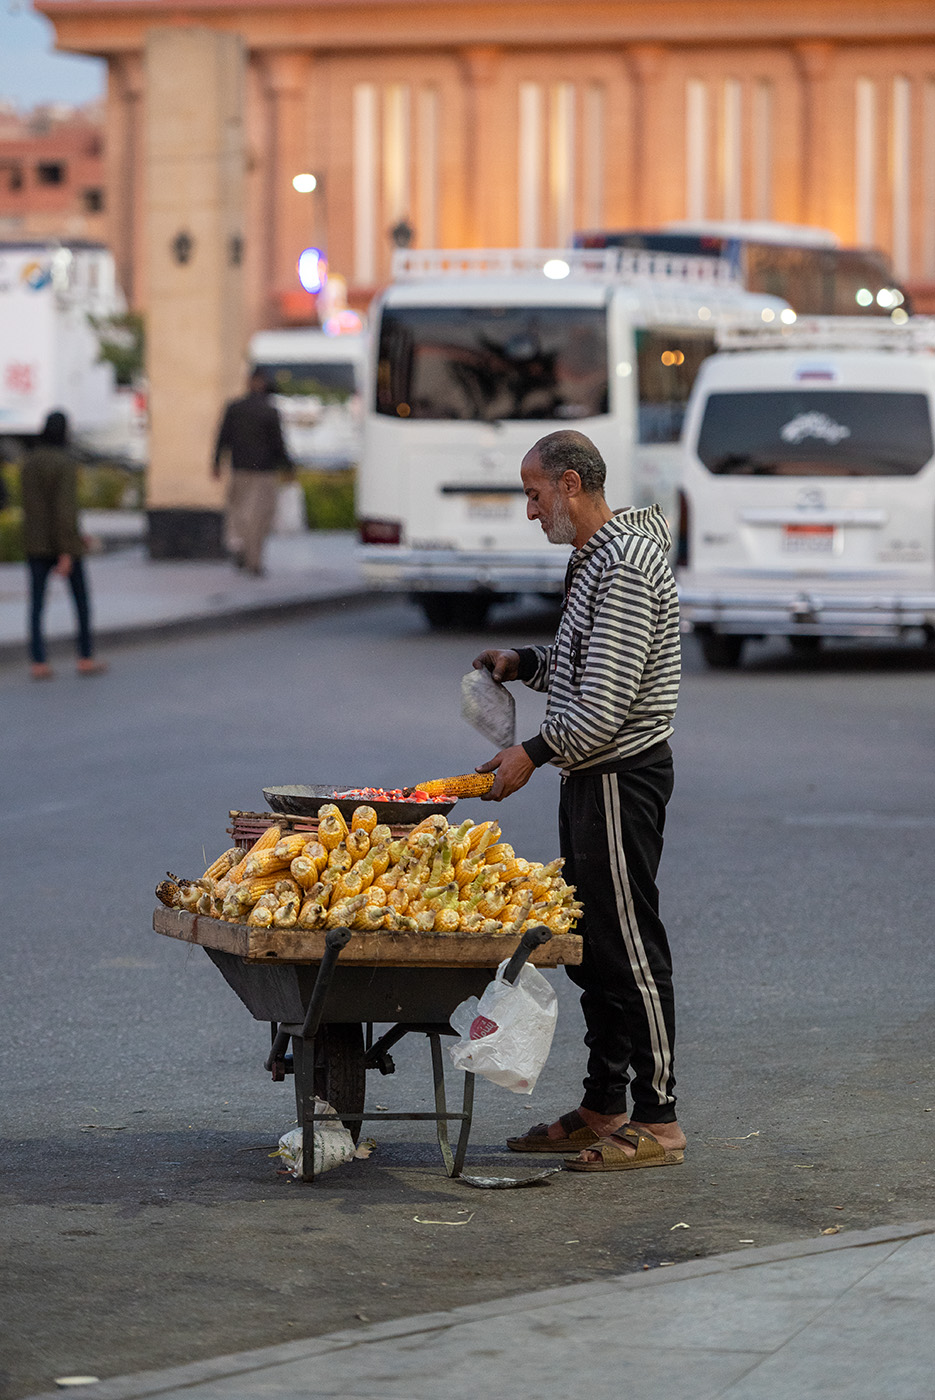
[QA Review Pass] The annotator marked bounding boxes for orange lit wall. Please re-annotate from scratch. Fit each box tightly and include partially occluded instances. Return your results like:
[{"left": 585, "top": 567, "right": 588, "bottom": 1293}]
[{"left": 38, "top": 0, "right": 935, "bottom": 321}]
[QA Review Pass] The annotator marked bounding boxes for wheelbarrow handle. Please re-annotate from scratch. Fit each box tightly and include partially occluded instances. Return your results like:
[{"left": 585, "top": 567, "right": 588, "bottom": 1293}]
[
  {"left": 300, "top": 926, "right": 352, "bottom": 1039},
  {"left": 502, "top": 924, "right": 552, "bottom": 985}
]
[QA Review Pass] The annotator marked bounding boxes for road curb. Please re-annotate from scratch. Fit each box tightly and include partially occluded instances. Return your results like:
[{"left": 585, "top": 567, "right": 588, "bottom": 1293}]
[
  {"left": 0, "top": 587, "right": 381, "bottom": 667},
  {"left": 20, "top": 1220, "right": 935, "bottom": 1400}
]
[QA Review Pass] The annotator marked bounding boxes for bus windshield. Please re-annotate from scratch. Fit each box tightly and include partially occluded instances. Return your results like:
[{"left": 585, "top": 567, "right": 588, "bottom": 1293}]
[
  {"left": 376, "top": 305, "right": 609, "bottom": 421},
  {"left": 697, "top": 390, "right": 934, "bottom": 476}
]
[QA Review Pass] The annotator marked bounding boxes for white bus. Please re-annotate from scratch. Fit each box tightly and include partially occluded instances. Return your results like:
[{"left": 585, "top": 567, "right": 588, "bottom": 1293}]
[
  {"left": 677, "top": 317, "right": 935, "bottom": 666},
  {"left": 357, "top": 247, "right": 789, "bottom": 628}
]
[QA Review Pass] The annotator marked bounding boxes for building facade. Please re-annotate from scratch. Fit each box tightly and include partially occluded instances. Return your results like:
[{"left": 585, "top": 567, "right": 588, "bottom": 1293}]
[
  {"left": 39, "top": 0, "right": 935, "bottom": 326},
  {"left": 0, "top": 100, "right": 106, "bottom": 243}
]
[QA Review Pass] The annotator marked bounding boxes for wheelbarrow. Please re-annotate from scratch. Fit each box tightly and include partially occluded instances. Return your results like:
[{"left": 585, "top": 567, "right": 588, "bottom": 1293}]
[{"left": 153, "top": 908, "right": 583, "bottom": 1182}]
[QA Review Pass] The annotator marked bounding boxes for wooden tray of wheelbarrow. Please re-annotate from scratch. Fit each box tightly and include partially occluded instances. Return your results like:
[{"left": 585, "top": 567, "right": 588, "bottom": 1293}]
[{"left": 153, "top": 907, "right": 583, "bottom": 968}]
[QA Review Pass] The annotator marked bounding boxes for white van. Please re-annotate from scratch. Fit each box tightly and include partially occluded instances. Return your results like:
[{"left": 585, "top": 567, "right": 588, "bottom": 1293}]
[
  {"left": 248, "top": 327, "right": 365, "bottom": 468},
  {"left": 677, "top": 317, "right": 935, "bottom": 666},
  {"left": 357, "top": 247, "right": 788, "bottom": 627}
]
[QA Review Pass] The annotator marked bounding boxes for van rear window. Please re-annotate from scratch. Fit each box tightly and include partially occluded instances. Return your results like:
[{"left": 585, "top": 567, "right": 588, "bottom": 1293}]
[
  {"left": 376, "top": 306, "right": 608, "bottom": 421},
  {"left": 697, "top": 390, "right": 934, "bottom": 476}
]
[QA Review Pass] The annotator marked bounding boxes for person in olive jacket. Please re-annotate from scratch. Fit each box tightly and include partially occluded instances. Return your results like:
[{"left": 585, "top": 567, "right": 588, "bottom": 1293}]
[{"left": 21, "top": 410, "right": 107, "bottom": 680}]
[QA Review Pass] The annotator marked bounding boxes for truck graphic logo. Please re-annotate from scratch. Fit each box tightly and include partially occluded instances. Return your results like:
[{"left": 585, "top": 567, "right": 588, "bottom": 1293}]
[{"left": 780, "top": 412, "right": 851, "bottom": 445}]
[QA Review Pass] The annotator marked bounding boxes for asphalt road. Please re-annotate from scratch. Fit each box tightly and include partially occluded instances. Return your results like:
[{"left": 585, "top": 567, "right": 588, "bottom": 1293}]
[{"left": 2, "top": 600, "right": 935, "bottom": 1398}]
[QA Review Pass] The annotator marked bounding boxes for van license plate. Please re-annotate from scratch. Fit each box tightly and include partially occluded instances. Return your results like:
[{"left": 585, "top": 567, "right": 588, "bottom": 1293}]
[
  {"left": 466, "top": 494, "right": 511, "bottom": 519},
  {"left": 782, "top": 523, "right": 836, "bottom": 554}
]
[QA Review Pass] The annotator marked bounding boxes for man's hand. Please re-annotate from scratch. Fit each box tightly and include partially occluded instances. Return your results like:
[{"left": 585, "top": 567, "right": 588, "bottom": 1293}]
[
  {"left": 54, "top": 553, "right": 72, "bottom": 578},
  {"left": 476, "top": 744, "right": 534, "bottom": 801},
  {"left": 473, "top": 648, "right": 520, "bottom": 683}
]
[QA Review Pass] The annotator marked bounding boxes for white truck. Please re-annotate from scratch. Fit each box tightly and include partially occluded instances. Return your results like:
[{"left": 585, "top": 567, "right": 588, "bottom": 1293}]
[
  {"left": 356, "top": 246, "right": 789, "bottom": 628},
  {"left": 676, "top": 317, "right": 935, "bottom": 666},
  {"left": 0, "top": 241, "right": 143, "bottom": 461}
]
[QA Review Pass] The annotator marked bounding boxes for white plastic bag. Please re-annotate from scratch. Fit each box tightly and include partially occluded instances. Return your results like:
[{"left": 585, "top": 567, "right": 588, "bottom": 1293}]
[
  {"left": 273, "top": 1098, "right": 356, "bottom": 1178},
  {"left": 461, "top": 667, "right": 516, "bottom": 749},
  {"left": 448, "top": 959, "right": 557, "bottom": 1094}
]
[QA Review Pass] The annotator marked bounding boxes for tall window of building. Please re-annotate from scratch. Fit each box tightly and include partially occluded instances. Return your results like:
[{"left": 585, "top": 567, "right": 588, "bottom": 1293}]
[
  {"left": 383, "top": 83, "right": 411, "bottom": 230},
  {"left": 855, "top": 78, "right": 877, "bottom": 245},
  {"left": 416, "top": 87, "right": 439, "bottom": 250},
  {"left": 891, "top": 76, "right": 911, "bottom": 278},
  {"left": 721, "top": 78, "right": 742, "bottom": 219},
  {"left": 353, "top": 83, "right": 378, "bottom": 285},
  {"left": 549, "top": 82, "right": 575, "bottom": 246},
  {"left": 518, "top": 81, "right": 543, "bottom": 247},
  {"left": 685, "top": 80, "right": 708, "bottom": 219}
]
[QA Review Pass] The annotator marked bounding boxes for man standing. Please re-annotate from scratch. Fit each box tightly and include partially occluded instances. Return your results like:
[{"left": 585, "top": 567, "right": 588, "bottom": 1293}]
[
  {"left": 472, "top": 429, "right": 685, "bottom": 1171},
  {"left": 212, "top": 369, "right": 292, "bottom": 575}
]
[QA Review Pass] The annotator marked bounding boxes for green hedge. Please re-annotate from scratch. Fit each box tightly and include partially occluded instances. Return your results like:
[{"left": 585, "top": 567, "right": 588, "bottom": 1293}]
[
  {"left": 299, "top": 468, "right": 356, "bottom": 530},
  {"left": 0, "top": 461, "right": 144, "bottom": 513}
]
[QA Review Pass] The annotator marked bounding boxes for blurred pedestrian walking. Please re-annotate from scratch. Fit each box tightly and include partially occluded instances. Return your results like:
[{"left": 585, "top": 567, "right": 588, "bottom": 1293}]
[
  {"left": 212, "top": 369, "right": 293, "bottom": 576},
  {"left": 21, "top": 410, "right": 107, "bottom": 681}
]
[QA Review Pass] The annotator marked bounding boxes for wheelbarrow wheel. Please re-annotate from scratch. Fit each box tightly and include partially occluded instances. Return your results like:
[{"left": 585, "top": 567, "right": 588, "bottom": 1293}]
[{"left": 312, "top": 1023, "right": 366, "bottom": 1143}]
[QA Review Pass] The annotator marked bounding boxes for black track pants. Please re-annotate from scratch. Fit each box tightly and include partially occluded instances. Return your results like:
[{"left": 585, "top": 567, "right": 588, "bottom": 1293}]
[{"left": 559, "top": 758, "right": 677, "bottom": 1123}]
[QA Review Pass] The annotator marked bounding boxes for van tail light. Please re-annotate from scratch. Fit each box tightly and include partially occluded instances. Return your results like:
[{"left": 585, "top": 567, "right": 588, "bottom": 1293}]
[
  {"left": 676, "top": 489, "right": 690, "bottom": 568},
  {"left": 359, "top": 517, "right": 402, "bottom": 545}
]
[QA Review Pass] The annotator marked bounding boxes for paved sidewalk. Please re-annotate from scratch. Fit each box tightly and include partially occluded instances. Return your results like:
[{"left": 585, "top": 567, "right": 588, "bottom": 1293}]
[
  {"left": 22, "top": 1221, "right": 935, "bottom": 1399},
  {"left": 0, "top": 527, "right": 370, "bottom": 665}
]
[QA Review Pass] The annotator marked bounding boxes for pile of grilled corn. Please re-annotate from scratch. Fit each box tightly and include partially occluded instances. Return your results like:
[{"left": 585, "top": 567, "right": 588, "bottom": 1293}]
[{"left": 157, "top": 803, "right": 582, "bottom": 936}]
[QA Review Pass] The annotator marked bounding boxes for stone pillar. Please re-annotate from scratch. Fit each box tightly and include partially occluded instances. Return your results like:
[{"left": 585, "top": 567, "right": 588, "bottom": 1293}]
[
  {"left": 264, "top": 50, "right": 313, "bottom": 323},
  {"left": 795, "top": 41, "right": 835, "bottom": 229},
  {"left": 460, "top": 46, "right": 504, "bottom": 246},
  {"left": 144, "top": 28, "right": 247, "bottom": 559},
  {"left": 105, "top": 52, "right": 144, "bottom": 308},
  {"left": 627, "top": 44, "right": 669, "bottom": 228}
]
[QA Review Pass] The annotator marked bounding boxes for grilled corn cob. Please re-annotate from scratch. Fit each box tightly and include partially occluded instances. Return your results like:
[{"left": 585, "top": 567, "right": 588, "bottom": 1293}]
[
  {"left": 228, "top": 825, "right": 281, "bottom": 883},
  {"left": 416, "top": 772, "right": 495, "bottom": 798},
  {"left": 317, "top": 815, "right": 345, "bottom": 851},
  {"left": 346, "top": 828, "right": 370, "bottom": 863}
]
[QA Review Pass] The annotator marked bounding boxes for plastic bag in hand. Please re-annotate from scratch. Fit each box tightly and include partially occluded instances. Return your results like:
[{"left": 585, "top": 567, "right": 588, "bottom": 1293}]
[
  {"left": 461, "top": 667, "right": 516, "bottom": 749},
  {"left": 274, "top": 1098, "right": 356, "bottom": 1177},
  {"left": 448, "top": 959, "right": 557, "bottom": 1093}
]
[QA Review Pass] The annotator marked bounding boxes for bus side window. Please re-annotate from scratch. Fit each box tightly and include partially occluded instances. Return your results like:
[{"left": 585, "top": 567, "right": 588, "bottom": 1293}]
[{"left": 636, "top": 329, "right": 717, "bottom": 444}]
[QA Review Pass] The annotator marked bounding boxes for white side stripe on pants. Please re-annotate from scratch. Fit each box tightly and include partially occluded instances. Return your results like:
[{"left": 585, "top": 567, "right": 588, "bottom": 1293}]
[{"left": 602, "top": 773, "right": 672, "bottom": 1105}]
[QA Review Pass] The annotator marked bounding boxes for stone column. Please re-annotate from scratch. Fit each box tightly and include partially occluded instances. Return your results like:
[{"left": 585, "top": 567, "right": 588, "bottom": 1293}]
[
  {"left": 795, "top": 41, "right": 835, "bottom": 229},
  {"left": 263, "top": 50, "right": 313, "bottom": 322},
  {"left": 144, "top": 27, "right": 247, "bottom": 558},
  {"left": 105, "top": 51, "right": 144, "bottom": 308},
  {"left": 460, "top": 46, "right": 504, "bottom": 246},
  {"left": 627, "top": 44, "right": 670, "bottom": 227}
]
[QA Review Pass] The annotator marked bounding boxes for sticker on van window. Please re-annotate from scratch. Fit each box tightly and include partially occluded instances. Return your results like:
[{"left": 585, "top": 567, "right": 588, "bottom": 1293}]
[{"left": 780, "top": 412, "right": 851, "bottom": 446}]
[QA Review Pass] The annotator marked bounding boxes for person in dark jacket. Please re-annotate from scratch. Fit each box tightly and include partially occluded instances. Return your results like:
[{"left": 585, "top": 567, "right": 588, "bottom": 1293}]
[
  {"left": 212, "top": 369, "right": 292, "bottom": 576},
  {"left": 21, "top": 410, "right": 107, "bottom": 681}
]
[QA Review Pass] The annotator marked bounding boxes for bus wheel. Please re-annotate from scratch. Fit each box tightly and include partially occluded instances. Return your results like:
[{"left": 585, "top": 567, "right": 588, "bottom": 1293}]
[
  {"left": 418, "top": 593, "right": 491, "bottom": 630},
  {"left": 700, "top": 634, "right": 745, "bottom": 669}
]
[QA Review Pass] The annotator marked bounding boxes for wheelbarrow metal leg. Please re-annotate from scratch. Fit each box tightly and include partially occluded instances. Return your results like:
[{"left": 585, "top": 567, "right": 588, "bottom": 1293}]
[{"left": 428, "top": 1031, "right": 474, "bottom": 1178}]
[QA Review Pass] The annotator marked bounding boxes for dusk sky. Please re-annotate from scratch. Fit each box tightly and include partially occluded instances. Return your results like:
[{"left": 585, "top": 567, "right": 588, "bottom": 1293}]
[{"left": 0, "top": 1, "right": 105, "bottom": 110}]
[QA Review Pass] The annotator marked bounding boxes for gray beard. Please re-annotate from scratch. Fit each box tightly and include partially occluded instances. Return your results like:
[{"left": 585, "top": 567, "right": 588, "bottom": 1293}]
[{"left": 544, "top": 495, "right": 576, "bottom": 545}]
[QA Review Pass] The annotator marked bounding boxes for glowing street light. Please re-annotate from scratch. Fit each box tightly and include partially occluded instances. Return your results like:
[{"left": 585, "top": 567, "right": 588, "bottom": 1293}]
[
  {"left": 297, "top": 246, "right": 327, "bottom": 294},
  {"left": 292, "top": 172, "right": 318, "bottom": 193}
]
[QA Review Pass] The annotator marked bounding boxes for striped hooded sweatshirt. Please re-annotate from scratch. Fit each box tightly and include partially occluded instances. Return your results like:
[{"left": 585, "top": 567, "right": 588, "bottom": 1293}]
[{"left": 516, "top": 506, "right": 680, "bottom": 773}]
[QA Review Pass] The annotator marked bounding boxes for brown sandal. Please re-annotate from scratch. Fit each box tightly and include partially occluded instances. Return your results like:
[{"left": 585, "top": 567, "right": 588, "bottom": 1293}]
[
  {"left": 565, "top": 1125, "right": 684, "bottom": 1172},
  {"left": 507, "top": 1109, "right": 602, "bottom": 1154}
]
